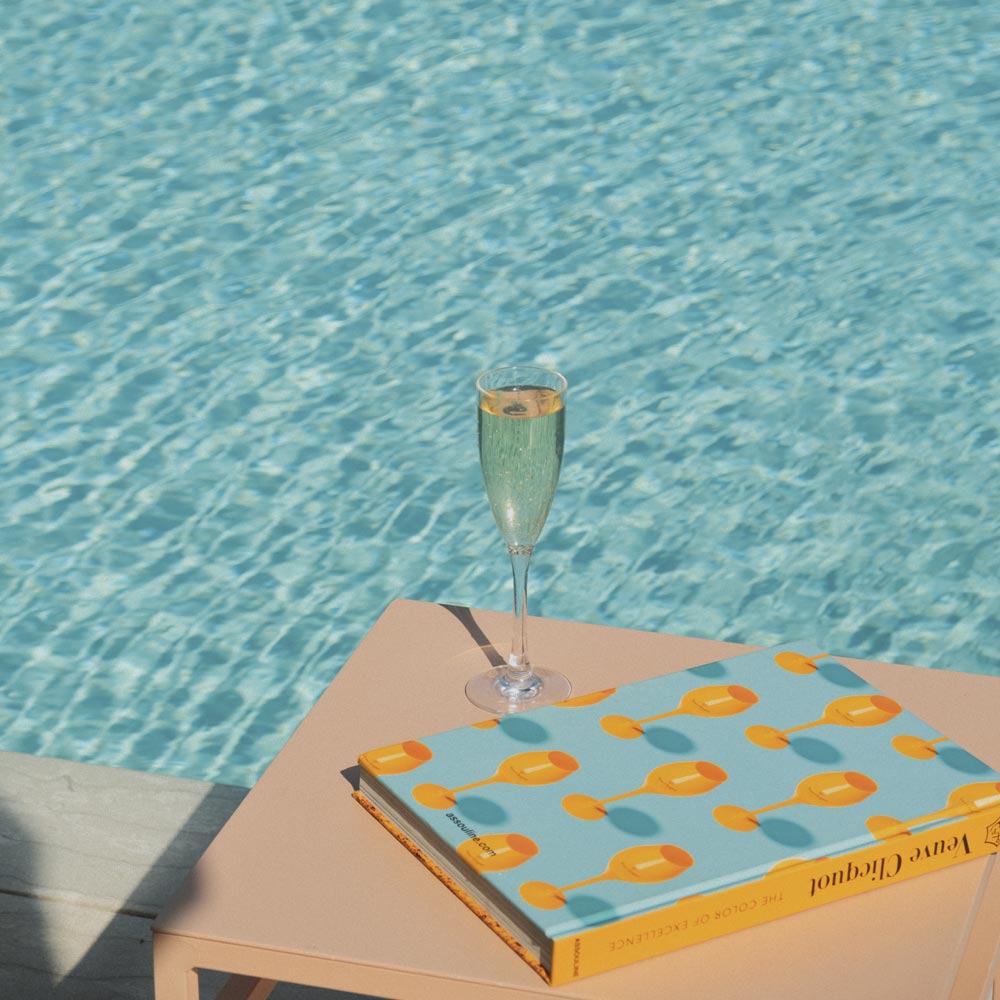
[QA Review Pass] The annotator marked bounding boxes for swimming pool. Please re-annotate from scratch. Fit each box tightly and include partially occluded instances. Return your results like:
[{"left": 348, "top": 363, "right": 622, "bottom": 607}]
[{"left": 3, "top": 0, "right": 998, "bottom": 787}]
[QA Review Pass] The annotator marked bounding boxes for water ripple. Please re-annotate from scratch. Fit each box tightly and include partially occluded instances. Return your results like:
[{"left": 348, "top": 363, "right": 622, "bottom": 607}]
[{"left": 2, "top": 0, "right": 998, "bottom": 784}]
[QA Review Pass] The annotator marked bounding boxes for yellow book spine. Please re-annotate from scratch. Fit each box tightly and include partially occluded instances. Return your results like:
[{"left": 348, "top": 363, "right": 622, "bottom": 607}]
[
  {"left": 354, "top": 792, "right": 553, "bottom": 984},
  {"left": 549, "top": 810, "right": 1000, "bottom": 985}
]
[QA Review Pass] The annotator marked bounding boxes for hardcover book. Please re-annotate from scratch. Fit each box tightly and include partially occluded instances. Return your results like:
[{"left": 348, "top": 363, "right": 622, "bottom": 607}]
[{"left": 355, "top": 644, "right": 1000, "bottom": 985}]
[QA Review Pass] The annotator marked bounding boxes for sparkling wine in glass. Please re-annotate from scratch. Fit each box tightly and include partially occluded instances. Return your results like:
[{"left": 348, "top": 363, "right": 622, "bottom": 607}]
[{"left": 466, "top": 365, "right": 572, "bottom": 713}]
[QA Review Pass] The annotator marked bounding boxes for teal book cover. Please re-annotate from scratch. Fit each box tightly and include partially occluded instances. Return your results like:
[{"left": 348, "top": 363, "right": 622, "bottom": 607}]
[{"left": 357, "top": 644, "right": 1000, "bottom": 982}]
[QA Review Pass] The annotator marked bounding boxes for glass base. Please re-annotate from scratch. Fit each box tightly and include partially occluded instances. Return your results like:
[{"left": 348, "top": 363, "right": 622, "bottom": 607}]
[{"left": 465, "top": 665, "right": 572, "bottom": 715}]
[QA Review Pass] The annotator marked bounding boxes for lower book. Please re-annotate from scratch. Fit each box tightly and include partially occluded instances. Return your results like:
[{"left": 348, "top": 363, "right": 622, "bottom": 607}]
[{"left": 354, "top": 643, "right": 1000, "bottom": 985}]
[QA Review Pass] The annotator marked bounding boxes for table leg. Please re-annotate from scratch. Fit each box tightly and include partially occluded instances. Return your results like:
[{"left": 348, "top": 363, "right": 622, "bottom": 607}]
[
  {"left": 216, "top": 974, "right": 278, "bottom": 1000},
  {"left": 151, "top": 950, "right": 197, "bottom": 998},
  {"left": 152, "top": 933, "right": 201, "bottom": 1000},
  {"left": 153, "top": 931, "right": 278, "bottom": 1000}
]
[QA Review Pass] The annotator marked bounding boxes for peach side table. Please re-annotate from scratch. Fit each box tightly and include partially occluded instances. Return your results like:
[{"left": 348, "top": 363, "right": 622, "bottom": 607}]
[{"left": 153, "top": 599, "right": 1000, "bottom": 1000}]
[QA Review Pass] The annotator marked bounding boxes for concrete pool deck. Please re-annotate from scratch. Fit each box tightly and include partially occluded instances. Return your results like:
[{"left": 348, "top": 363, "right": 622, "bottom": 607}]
[{"left": 0, "top": 750, "right": 369, "bottom": 999}]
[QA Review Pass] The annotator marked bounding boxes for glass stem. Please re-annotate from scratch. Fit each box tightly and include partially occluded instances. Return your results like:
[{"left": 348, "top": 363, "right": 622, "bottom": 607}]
[{"left": 506, "top": 544, "right": 533, "bottom": 679}]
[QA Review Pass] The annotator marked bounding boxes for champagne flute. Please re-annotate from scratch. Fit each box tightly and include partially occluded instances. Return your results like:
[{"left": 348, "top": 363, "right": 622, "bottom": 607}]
[{"left": 466, "top": 365, "right": 572, "bottom": 713}]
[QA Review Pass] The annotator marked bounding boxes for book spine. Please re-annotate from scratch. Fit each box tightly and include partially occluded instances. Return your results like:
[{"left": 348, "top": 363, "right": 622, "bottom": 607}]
[
  {"left": 549, "top": 810, "right": 1000, "bottom": 985},
  {"left": 353, "top": 792, "right": 553, "bottom": 984}
]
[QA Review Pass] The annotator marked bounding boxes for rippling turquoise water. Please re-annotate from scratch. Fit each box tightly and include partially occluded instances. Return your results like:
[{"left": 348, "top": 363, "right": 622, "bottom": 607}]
[{"left": 3, "top": 0, "right": 998, "bottom": 786}]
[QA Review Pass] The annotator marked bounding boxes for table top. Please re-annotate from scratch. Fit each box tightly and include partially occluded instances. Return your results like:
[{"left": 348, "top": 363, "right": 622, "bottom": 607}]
[{"left": 154, "top": 600, "right": 1000, "bottom": 999}]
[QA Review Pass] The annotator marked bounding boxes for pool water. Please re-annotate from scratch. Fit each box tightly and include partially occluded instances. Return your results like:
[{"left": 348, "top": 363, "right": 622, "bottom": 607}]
[{"left": 2, "top": 0, "right": 998, "bottom": 787}]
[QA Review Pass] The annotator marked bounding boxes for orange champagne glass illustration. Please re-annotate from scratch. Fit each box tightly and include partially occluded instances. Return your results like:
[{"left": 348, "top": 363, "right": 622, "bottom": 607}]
[
  {"left": 555, "top": 688, "right": 617, "bottom": 708},
  {"left": 563, "top": 760, "right": 728, "bottom": 820},
  {"left": 866, "top": 781, "right": 1000, "bottom": 840},
  {"left": 520, "top": 844, "right": 694, "bottom": 910},
  {"left": 359, "top": 740, "right": 433, "bottom": 776},
  {"left": 714, "top": 771, "right": 878, "bottom": 831},
  {"left": 413, "top": 750, "right": 579, "bottom": 809},
  {"left": 601, "top": 684, "right": 758, "bottom": 740},
  {"left": 746, "top": 694, "right": 902, "bottom": 750},
  {"left": 774, "top": 651, "right": 830, "bottom": 674},
  {"left": 457, "top": 833, "right": 539, "bottom": 873},
  {"left": 892, "top": 734, "right": 950, "bottom": 760}
]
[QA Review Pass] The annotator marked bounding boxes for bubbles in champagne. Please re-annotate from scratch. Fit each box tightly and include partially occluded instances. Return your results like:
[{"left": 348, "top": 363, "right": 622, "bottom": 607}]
[{"left": 478, "top": 386, "right": 565, "bottom": 549}]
